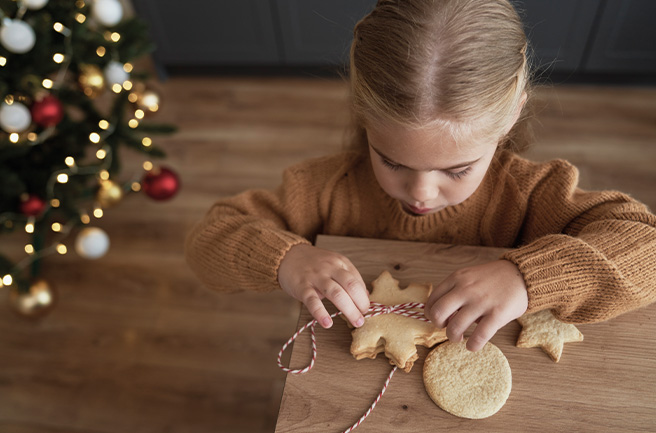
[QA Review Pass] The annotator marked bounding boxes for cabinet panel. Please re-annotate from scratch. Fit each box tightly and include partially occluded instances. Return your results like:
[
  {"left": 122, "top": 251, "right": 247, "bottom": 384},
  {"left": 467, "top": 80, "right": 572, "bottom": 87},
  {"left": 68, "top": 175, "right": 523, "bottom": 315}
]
[
  {"left": 133, "top": 0, "right": 280, "bottom": 65},
  {"left": 584, "top": 0, "right": 656, "bottom": 73},
  {"left": 512, "top": 0, "right": 600, "bottom": 72},
  {"left": 275, "top": 0, "right": 376, "bottom": 65}
]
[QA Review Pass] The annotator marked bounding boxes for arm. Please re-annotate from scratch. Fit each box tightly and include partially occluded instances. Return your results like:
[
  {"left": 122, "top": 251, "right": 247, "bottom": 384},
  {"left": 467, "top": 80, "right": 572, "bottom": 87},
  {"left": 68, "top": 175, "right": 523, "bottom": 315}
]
[
  {"left": 501, "top": 159, "right": 656, "bottom": 323},
  {"left": 184, "top": 153, "right": 370, "bottom": 326}
]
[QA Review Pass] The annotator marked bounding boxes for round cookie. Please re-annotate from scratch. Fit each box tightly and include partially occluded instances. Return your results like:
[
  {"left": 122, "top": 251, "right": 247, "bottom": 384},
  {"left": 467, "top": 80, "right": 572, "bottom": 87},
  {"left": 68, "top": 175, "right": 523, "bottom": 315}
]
[{"left": 423, "top": 339, "right": 511, "bottom": 419}]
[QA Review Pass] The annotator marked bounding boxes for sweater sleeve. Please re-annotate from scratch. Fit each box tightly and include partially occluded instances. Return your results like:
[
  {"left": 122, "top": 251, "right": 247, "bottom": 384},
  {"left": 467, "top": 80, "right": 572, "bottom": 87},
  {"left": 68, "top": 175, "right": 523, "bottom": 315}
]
[
  {"left": 500, "top": 158, "right": 656, "bottom": 323},
  {"left": 184, "top": 154, "right": 353, "bottom": 293}
]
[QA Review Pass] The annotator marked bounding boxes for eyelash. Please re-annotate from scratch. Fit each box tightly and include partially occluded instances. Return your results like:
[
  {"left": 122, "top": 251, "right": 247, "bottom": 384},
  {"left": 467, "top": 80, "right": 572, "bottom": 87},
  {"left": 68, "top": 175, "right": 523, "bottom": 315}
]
[{"left": 381, "top": 158, "right": 472, "bottom": 180}]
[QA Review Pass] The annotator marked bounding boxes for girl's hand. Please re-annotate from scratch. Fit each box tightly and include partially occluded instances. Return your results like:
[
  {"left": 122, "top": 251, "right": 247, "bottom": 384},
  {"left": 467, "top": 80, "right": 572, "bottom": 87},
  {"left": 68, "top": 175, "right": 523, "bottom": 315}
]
[
  {"left": 424, "top": 260, "right": 528, "bottom": 352},
  {"left": 278, "top": 244, "right": 370, "bottom": 329}
]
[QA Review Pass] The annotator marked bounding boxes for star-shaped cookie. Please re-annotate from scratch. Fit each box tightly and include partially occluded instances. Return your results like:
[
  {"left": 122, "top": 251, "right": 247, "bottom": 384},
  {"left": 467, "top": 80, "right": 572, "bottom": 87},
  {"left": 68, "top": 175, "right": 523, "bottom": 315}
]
[
  {"left": 516, "top": 309, "right": 584, "bottom": 362},
  {"left": 350, "top": 271, "right": 447, "bottom": 372}
]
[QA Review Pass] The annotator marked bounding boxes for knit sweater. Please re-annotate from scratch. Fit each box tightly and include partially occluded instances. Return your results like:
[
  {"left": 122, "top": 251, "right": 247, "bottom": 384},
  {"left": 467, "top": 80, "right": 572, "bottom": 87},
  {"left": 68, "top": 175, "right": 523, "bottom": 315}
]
[{"left": 184, "top": 150, "right": 656, "bottom": 323}]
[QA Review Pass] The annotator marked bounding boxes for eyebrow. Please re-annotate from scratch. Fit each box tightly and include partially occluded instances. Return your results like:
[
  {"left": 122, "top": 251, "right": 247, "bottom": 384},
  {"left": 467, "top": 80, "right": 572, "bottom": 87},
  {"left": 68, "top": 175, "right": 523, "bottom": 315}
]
[{"left": 369, "top": 144, "right": 482, "bottom": 171}]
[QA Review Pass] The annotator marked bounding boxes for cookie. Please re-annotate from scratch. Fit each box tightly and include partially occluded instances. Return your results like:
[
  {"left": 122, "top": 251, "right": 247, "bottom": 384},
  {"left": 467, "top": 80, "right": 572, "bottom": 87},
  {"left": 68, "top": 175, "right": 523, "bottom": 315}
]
[
  {"left": 350, "top": 271, "right": 447, "bottom": 372},
  {"left": 516, "top": 309, "right": 584, "bottom": 362},
  {"left": 423, "top": 339, "right": 512, "bottom": 419}
]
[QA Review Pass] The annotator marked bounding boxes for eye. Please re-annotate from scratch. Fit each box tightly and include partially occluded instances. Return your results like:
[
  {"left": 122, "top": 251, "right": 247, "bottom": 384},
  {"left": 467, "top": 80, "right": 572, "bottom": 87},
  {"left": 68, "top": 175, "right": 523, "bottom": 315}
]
[
  {"left": 445, "top": 166, "right": 472, "bottom": 180},
  {"left": 381, "top": 158, "right": 402, "bottom": 171}
]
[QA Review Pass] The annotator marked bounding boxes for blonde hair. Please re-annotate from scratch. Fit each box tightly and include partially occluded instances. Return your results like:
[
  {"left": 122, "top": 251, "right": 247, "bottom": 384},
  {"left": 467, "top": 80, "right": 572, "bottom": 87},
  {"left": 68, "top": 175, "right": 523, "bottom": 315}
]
[{"left": 349, "top": 0, "right": 533, "bottom": 152}]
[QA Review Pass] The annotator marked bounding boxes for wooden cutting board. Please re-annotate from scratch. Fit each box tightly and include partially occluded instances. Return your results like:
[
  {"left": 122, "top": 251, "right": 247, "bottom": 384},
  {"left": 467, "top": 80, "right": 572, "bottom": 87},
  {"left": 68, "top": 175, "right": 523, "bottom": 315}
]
[{"left": 274, "top": 235, "right": 656, "bottom": 433}]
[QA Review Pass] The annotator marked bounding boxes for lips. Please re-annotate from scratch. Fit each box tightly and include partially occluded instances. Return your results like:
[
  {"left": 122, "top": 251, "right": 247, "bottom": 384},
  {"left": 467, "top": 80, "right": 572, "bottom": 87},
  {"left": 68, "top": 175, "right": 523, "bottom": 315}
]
[{"left": 405, "top": 203, "right": 433, "bottom": 215}]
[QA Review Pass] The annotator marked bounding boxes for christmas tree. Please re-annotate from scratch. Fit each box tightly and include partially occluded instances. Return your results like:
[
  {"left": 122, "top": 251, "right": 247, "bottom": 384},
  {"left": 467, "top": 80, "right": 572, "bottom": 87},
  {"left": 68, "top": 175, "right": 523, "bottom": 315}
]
[{"left": 0, "top": 0, "right": 178, "bottom": 317}]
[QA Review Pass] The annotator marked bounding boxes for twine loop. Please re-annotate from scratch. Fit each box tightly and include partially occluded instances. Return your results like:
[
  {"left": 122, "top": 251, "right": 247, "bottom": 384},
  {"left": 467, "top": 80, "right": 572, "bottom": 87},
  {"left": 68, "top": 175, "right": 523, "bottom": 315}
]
[{"left": 277, "top": 301, "right": 429, "bottom": 432}]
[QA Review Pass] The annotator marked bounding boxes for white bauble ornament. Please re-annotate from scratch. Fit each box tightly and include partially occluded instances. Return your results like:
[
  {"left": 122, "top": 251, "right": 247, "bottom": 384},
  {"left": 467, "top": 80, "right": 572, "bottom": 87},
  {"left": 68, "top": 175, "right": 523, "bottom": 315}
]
[
  {"left": 25, "top": 0, "right": 49, "bottom": 10},
  {"left": 0, "top": 102, "right": 32, "bottom": 133},
  {"left": 75, "top": 227, "right": 110, "bottom": 259},
  {"left": 0, "top": 19, "right": 36, "bottom": 54},
  {"left": 92, "top": 0, "right": 124, "bottom": 27},
  {"left": 104, "top": 61, "right": 129, "bottom": 86}
]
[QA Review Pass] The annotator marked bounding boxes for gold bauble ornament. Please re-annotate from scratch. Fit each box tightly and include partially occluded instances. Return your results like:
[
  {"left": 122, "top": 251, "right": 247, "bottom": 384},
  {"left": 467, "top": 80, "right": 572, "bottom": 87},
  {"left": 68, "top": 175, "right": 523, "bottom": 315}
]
[
  {"left": 9, "top": 279, "right": 57, "bottom": 318},
  {"left": 78, "top": 64, "right": 105, "bottom": 98},
  {"left": 96, "top": 179, "right": 123, "bottom": 208},
  {"left": 136, "top": 89, "right": 161, "bottom": 113}
]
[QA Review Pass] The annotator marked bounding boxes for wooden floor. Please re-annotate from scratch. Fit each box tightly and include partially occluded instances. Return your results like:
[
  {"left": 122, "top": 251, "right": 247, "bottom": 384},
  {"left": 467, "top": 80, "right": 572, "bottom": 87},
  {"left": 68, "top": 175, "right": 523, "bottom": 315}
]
[{"left": 0, "top": 76, "right": 655, "bottom": 433}]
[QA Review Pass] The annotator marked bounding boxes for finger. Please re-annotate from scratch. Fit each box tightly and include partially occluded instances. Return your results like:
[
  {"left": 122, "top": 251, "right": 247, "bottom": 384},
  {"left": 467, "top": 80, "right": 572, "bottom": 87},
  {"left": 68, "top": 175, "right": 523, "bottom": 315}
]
[
  {"left": 321, "top": 279, "right": 365, "bottom": 328},
  {"left": 331, "top": 268, "right": 370, "bottom": 314},
  {"left": 466, "top": 315, "right": 504, "bottom": 352},
  {"left": 425, "top": 289, "right": 463, "bottom": 329},
  {"left": 424, "top": 276, "right": 456, "bottom": 315},
  {"left": 302, "top": 290, "right": 333, "bottom": 329},
  {"left": 445, "top": 306, "right": 481, "bottom": 343}
]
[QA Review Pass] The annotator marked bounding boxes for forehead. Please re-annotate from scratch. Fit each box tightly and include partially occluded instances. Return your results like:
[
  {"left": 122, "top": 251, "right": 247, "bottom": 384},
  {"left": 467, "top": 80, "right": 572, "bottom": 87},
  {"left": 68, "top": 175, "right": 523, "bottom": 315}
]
[{"left": 365, "top": 122, "right": 493, "bottom": 170}]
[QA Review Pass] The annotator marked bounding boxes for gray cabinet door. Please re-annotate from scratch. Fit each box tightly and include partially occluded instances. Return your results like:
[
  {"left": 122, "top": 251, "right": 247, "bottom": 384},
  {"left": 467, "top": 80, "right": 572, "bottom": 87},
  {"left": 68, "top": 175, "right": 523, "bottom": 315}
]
[
  {"left": 133, "top": 0, "right": 280, "bottom": 65},
  {"left": 512, "top": 0, "right": 600, "bottom": 73},
  {"left": 584, "top": 0, "right": 656, "bottom": 73},
  {"left": 275, "top": 0, "right": 376, "bottom": 65}
]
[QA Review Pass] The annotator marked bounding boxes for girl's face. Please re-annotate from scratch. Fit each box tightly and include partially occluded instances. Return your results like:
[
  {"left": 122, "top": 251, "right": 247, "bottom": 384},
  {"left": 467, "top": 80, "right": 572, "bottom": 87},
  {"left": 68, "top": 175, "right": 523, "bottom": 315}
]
[{"left": 367, "top": 122, "right": 498, "bottom": 216}]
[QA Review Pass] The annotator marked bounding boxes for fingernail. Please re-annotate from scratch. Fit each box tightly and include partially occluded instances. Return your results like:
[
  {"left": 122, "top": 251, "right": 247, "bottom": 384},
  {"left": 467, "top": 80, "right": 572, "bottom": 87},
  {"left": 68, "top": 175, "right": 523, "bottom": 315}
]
[
  {"left": 355, "top": 317, "right": 365, "bottom": 327},
  {"left": 322, "top": 317, "right": 333, "bottom": 328}
]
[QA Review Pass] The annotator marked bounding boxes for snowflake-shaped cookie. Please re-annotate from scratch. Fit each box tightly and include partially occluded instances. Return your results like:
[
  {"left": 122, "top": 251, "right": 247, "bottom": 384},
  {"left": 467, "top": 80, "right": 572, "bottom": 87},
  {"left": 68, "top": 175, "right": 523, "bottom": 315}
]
[{"left": 350, "top": 271, "right": 447, "bottom": 372}]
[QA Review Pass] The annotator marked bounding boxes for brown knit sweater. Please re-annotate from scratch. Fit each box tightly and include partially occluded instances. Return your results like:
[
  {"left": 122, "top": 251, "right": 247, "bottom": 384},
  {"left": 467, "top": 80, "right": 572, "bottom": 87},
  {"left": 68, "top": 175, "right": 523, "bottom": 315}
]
[{"left": 184, "top": 150, "right": 656, "bottom": 323}]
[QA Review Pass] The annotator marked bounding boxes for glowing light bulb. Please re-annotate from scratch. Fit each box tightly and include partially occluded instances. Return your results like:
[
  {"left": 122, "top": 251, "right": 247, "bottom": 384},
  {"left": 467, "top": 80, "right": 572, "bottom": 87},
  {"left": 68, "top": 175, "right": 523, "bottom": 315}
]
[
  {"left": 2, "top": 275, "right": 12, "bottom": 286},
  {"left": 142, "top": 137, "right": 152, "bottom": 147},
  {"left": 56, "top": 244, "right": 67, "bottom": 255},
  {"left": 96, "top": 148, "right": 107, "bottom": 160},
  {"left": 53, "top": 53, "right": 65, "bottom": 63},
  {"left": 51, "top": 222, "right": 63, "bottom": 232},
  {"left": 65, "top": 156, "right": 76, "bottom": 167},
  {"left": 42, "top": 78, "right": 54, "bottom": 89},
  {"left": 143, "top": 161, "right": 153, "bottom": 171},
  {"left": 89, "top": 132, "right": 100, "bottom": 143},
  {"left": 57, "top": 173, "right": 69, "bottom": 183}
]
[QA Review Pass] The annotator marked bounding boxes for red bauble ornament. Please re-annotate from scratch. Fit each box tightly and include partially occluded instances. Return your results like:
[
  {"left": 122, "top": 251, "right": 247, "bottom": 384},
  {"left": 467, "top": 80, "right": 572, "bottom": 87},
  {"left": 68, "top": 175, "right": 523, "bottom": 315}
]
[
  {"left": 20, "top": 194, "right": 46, "bottom": 216},
  {"left": 142, "top": 166, "right": 180, "bottom": 201},
  {"left": 31, "top": 95, "right": 64, "bottom": 127}
]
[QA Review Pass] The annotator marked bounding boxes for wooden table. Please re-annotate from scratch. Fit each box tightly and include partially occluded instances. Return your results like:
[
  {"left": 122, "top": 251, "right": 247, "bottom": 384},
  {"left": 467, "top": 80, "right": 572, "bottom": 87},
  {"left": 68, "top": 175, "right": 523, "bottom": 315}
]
[{"left": 274, "top": 235, "right": 656, "bottom": 433}]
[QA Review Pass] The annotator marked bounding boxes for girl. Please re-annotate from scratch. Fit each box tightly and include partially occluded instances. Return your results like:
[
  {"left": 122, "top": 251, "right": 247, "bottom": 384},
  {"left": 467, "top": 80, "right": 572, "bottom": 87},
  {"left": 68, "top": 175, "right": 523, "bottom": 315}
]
[{"left": 185, "top": 0, "right": 656, "bottom": 352}]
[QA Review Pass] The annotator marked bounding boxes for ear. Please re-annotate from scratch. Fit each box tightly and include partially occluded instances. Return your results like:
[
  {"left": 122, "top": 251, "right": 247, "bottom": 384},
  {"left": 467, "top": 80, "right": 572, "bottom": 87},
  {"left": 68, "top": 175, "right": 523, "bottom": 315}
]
[{"left": 503, "top": 91, "right": 528, "bottom": 136}]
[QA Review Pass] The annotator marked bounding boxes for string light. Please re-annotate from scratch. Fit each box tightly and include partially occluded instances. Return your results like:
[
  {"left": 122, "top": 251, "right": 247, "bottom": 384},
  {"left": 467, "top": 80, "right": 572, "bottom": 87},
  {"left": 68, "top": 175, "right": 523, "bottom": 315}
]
[
  {"left": 4, "top": 95, "right": 14, "bottom": 104},
  {"left": 0, "top": 56, "right": 7, "bottom": 66},
  {"left": 123, "top": 81, "right": 133, "bottom": 91},
  {"left": 128, "top": 119, "right": 139, "bottom": 128},
  {"left": 9, "top": 133, "right": 19, "bottom": 143},
  {"left": 51, "top": 222, "right": 62, "bottom": 232},
  {"left": 143, "top": 161, "right": 153, "bottom": 171},
  {"left": 25, "top": 244, "right": 35, "bottom": 254},
  {"left": 57, "top": 173, "right": 69, "bottom": 183},
  {"left": 2, "top": 275, "right": 12, "bottom": 286},
  {"left": 53, "top": 22, "right": 65, "bottom": 32},
  {"left": 75, "top": 13, "right": 86, "bottom": 23},
  {"left": 42, "top": 78, "right": 54, "bottom": 89},
  {"left": 96, "top": 148, "right": 107, "bottom": 159},
  {"left": 110, "top": 32, "right": 121, "bottom": 42},
  {"left": 112, "top": 84, "right": 123, "bottom": 93},
  {"left": 53, "top": 53, "right": 65, "bottom": 63},
  {"left": 98, "top": 120, "right": 109, "bottom": 130},
  {"left": 65, "top": 156, "right": 76, "bottom": 167},
  {"left": 56, "top": 244, "right": 67, "bottom": 255},
  {"left": 25, "top": 222, "right": 34, "bottom": 234},
  {"left": 99, "top": 170, "right": 110, "bottom": 180},
  {"left": 131, "top": 182, "right": 141, "bottom": 192},
  {"left": 50, "top": 199, "right": 60, "bottom": 208},
  {"left": 27, "top": 132, "right": 38, "bottom": 142},
  {"left": 142, "top": 137, "right": 152, "bottom": 147},
  {"left": 93, "top": 206, "right": 103, "bottom": 219},
  {"left": 80, "top": 213, "right": 90, "bottom": 224},
  {"left": 123, "top": 63, "right": 133, "bottom": 73},
  {"left": 134, "top": 109, "right": 144, "bottom": 119},
  {"left": 128, "top": 92, "right": 138, "bottom": 103},
  {"left": 89, "top": 132, "right": 100, "bottom": 143},
  {"left": 96, "top": 46, "right": 106, "bottom": 57}
]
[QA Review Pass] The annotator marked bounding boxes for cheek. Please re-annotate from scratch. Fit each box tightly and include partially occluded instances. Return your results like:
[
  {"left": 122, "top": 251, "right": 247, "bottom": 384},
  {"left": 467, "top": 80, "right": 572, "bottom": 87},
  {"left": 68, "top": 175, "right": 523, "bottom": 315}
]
[{"left": 371, "top": 163, "right": 403, "bottom": 196}]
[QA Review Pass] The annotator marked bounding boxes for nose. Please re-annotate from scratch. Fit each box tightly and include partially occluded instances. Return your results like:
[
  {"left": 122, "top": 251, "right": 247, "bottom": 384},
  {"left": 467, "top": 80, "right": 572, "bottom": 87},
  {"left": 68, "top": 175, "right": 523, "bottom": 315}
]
[{"left": 406, "top": 171, "right": 439, "bottom": 204}]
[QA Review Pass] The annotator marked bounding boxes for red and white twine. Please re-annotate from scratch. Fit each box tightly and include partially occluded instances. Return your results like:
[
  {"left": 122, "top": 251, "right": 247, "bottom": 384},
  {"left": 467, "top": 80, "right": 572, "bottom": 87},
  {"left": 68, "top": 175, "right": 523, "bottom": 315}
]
[{"left": 277, "top": 302, "right": 429, "bottom": 432}]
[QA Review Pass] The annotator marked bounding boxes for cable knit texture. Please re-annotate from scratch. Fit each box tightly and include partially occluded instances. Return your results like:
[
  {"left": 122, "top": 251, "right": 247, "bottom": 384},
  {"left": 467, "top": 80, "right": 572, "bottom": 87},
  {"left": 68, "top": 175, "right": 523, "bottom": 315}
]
[{"left": 184, "top": 150, "right": 656, "bottom": 324}]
